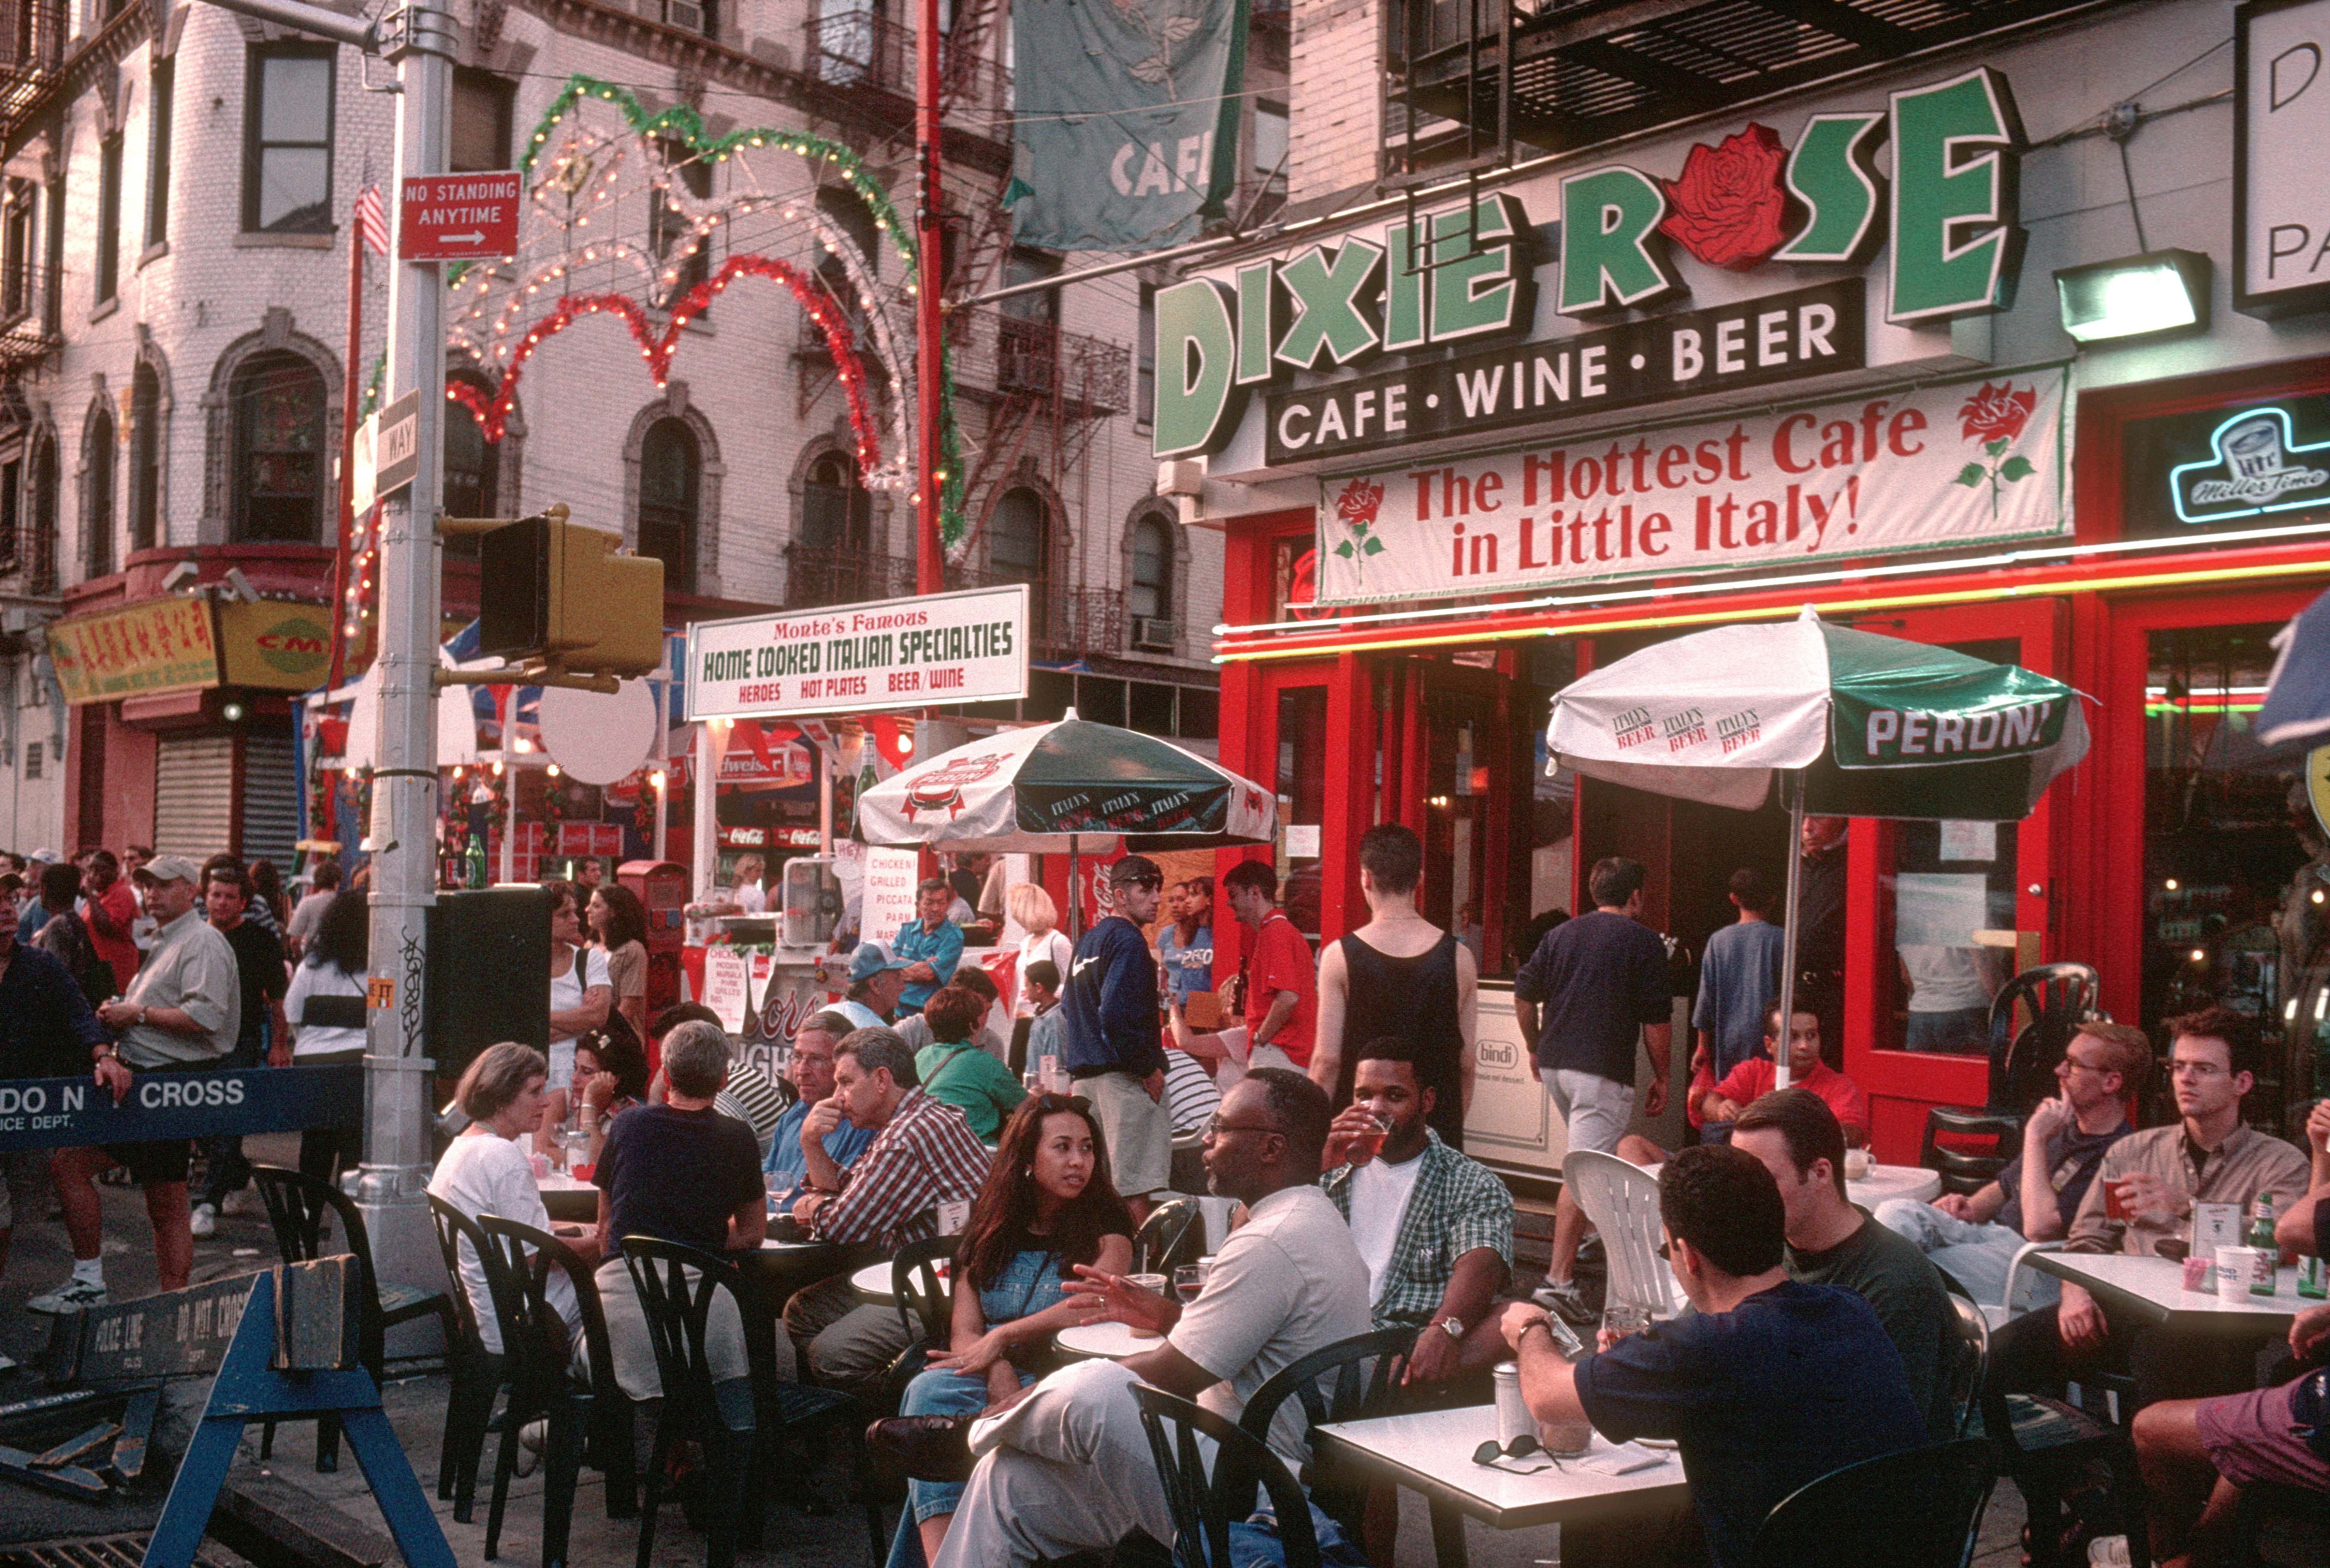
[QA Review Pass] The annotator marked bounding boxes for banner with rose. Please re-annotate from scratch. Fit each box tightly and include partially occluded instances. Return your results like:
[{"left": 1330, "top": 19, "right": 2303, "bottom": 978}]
[{"left": 1313, "top": 367, "right": 2068, "bottom": 607}]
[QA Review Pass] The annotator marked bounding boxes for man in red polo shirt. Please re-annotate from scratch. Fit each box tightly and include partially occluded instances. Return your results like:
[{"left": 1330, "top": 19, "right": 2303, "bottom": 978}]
[
  {"left": 1223, "top": 860, "right": 1315, "bottom": 1073},
  {"left": 1698, "top": 1005, "right": 1870, "bottom": 1147}
]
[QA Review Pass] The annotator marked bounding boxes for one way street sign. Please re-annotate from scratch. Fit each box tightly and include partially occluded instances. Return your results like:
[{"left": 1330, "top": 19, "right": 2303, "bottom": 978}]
[{"left": 399, "top": 172, "right": 520, "bottom": 262}]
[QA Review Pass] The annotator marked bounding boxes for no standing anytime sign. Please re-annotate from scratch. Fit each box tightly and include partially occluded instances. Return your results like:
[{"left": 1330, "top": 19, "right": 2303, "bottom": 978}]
[{"left": 400, "top": 172, "right": 521, "bottom": 261}]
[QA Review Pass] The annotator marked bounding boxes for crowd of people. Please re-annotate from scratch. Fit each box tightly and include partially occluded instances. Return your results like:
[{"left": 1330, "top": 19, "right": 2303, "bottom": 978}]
[{"left": 12, "top": 815, "right": 2330, "bottom": 1568}]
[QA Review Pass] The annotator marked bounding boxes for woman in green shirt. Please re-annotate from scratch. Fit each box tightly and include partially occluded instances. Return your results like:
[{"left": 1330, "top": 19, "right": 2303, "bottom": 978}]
[{"left": 914, "top": 986, "right": 1027, "bottom": 1141}]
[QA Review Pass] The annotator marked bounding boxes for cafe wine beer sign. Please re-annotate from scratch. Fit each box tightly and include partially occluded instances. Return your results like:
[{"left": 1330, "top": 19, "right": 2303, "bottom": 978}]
[
  {"left": 1315, "top": 370, "right": 2066, "bottom": 607},
  {"left": 1155, "top": 66, "right": 2026, "bottom": 461}
]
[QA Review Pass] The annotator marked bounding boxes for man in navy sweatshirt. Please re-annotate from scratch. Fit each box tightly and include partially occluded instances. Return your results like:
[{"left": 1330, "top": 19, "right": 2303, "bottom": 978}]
[{"left": 1063, "top": 855, "right": 1171, "bottom": 1221}]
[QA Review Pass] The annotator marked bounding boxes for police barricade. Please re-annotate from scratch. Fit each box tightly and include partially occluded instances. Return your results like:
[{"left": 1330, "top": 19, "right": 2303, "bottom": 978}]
[{"left": 0, "top": 1064, "right": 363, "bottom": 1151}]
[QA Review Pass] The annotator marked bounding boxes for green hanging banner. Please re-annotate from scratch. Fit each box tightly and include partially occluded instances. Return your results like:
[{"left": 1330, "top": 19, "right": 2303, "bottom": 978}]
[{"left": 1009, "top": 0, "right": 1249, "bottom": 252}]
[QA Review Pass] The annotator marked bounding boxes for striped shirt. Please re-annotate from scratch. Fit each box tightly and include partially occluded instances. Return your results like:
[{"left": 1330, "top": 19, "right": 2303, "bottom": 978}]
[
  {"left": 1162, "top": 1047, "right": 1220, "bottom": 1137},
  {"left": 810, "top": 1087, "right": 992, "bottom": 1248},
  {"left": 714, "top": 1062, "right": 791, "bottom": 1159},
  {"left": 1321, "top": 1130, "right": 1513, "bottom": 1330}
]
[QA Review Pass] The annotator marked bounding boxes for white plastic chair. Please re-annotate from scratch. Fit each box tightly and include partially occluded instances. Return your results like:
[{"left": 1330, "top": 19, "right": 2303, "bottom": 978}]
[
  {"left": 1562, "top": 1149, "right": 1680, "bottom": 1316},
  {"left": 1980, "top": 1239, "right": 2064, "bottom": 1330}
]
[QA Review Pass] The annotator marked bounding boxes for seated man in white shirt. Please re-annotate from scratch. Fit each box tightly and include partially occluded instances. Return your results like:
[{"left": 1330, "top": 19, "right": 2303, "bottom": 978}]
[{"left": 871, "top": 1069, "right": 1372, "bottom": 1567}]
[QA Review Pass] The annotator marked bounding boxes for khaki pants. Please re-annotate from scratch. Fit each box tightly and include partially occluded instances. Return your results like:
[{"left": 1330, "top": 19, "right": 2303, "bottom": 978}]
[
  {"left": 595, "top": 1256, "right": 787, "bottom": 1401},
  {"left": 1084, "top": 1070, "right": 1171, "bottom": 1199},
  {"left": 782, "top": 1273, "right": 912, "bottom": 1400}
]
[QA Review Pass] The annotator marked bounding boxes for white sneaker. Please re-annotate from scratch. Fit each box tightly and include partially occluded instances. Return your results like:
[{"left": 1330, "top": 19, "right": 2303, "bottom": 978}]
[
  {"left": 189, "top": 1203, "right": 218, "bottom": 1238},
  {"left": 515, "top": 1419, "right": 546, "bottom": 1479},
  {"left": 27, "top": 1277, "right": 108, "bottom": 1314},
  {"left": 2088, "top": 1535, "right": 2131, "bottom": 1567},
  {"left": 219, "top": 1189, "right": 258, "bottom": 1217}
]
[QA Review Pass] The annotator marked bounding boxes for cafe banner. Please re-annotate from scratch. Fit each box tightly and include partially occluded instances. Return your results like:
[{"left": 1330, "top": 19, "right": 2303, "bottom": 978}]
[
  {"left": 687, "top": 585, "right": 1028, "bottom": 722},
  {"left": 48, "top": 596, "right": 219, "bottom": 703},
  {"left": 1313, "top": 369, "right": 2068, "bottom": 607},
  {"left": 1008, "top": 0, "right": 1248, "bottom": 251}
]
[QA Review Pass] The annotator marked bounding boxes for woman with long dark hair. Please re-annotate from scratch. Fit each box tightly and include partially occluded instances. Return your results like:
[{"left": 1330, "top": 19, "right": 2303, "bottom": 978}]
[
  {"left": 282, "top": 890, "right": 371, "bottom": 1182},
  {"left": 880, "top": 1094, "right": 1133, "bottom": 1568},
  {"left": 587, "top": 882, "right": 650, "bottom": 1042},
  {"left": 572, "top": 1026, "right": 649, "bottom": 1170},
  {"left": 537, "top": 880, "right": 611, "bottom": 1156}
]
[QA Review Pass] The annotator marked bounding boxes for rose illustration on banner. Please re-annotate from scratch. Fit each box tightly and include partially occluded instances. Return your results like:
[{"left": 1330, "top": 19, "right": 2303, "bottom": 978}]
[
  {"left": 1658, "top": 124, "right": 1792, "bottom": 271},
  {"left": 1957, "top": 381, "right": 2038, "bottom": 445},
  {"left": 1952, "top": 381, "right": 2040, "bottom": 519},
  {"left": 1331, "top": 476, "right": 1388, "bottom": 562}
]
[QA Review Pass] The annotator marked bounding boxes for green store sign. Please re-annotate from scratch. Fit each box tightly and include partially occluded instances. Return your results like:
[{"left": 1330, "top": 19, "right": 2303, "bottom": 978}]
[{"left": 1156, "top": 66, "right": 2028, "bottom": 459}]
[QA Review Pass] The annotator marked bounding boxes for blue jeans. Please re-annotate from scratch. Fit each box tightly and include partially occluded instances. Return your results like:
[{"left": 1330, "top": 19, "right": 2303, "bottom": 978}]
[
  {"left": 884, "top": 1363, "right": 1040, "bottom": 1568},
  {"left": 196, "top": 1035, "right": 265, "bottom": 1209},
  {"left": 1906, "top": 1006, "right": 1990, "bottom": 1053},
  {"left": 1873, "top": 1197, "right": 2057, "bottom": 1307}
]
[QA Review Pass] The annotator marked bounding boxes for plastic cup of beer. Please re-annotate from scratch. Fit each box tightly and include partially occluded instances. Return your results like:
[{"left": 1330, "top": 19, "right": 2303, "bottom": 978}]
[
  {"left": 1350, "top": 1112, "right": 1392, "bottom": 1164},
  {"left": 2103, "top": 1178, "right": 2134, "bottom": 1222},
  {"left": 1126, "top": 1274, "right": 1169, "bottom": 1337}
]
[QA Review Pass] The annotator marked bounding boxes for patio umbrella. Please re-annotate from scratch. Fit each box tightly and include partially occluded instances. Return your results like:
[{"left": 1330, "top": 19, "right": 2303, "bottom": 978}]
[
  {"left": 856, "top": 710, "right": 1277, "bottom": 932},
  {"left": 2256, "top": 587, "right": 2330, "bottom": 749},
  {"left": 1547, "top": 608, "right": 2089, "bottom": 1084}
]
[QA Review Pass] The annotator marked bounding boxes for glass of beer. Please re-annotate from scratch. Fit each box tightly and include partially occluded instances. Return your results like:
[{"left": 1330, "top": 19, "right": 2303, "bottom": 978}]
[
  {"left": 1126, "top": 1274, "right": 1169, "bottom": 1337},
  {"left": 1350, "top": 1111, "right": 1392, "bottom": 1164}
]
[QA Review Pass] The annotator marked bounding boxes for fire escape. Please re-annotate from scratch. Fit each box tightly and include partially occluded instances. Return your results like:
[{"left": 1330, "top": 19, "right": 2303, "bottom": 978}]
[
  {"left": 1388, "top": 0, "right": 2140, "bottom": 178},
  {"left": 798, "top": 2, "right": 1131, "bottom": 657},
  {"left": 0, "top": 0, "right": 64, "bottom": 380}
]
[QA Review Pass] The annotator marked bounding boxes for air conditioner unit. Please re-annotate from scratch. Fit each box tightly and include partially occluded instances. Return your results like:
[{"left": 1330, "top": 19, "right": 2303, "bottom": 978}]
[
  {"left": 1131, "top": 616, "right": 1177, "bottom": 652},
  {"left": 664, "top": 0, "right": 706, "bottom": 34}
]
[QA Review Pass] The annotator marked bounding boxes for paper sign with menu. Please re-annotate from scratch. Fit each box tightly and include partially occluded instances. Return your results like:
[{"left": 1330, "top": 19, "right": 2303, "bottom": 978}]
[
  {"left": 2191, "top": 1202, "right": 2242, "bottom": 1264},
  {"left": 701, "top": 948, "right": 751, "bottom": 1034}
]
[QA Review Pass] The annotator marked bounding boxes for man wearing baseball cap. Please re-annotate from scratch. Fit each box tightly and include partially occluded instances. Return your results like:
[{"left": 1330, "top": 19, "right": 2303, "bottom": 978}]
[
  {"left": 1060, "top": 855, "right": 1173, "bottom": 1219},
  {"left": 30, "top": 853, "right": 239, "bottom": 1312},
  {"left": 836, "top": 941, "right": 914, "bottom": 1032}
]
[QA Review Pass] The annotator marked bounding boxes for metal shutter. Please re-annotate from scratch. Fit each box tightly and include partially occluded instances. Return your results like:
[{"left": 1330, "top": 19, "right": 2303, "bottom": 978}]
[
  {"left": 239, "top": 732, "right": 299, "bottom": 872},
  {"left": 153, "top": 733, "right": 234, "bottom": 864}
]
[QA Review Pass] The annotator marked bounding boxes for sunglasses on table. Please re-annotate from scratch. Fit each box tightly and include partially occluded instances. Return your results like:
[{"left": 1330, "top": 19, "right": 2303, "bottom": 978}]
[{"left": 1471, "top": 1434, "right": 1555, "bottom": 1473}]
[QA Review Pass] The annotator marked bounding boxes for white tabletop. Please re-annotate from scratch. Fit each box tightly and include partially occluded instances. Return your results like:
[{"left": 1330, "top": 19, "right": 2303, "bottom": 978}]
[
  {"left": 1644, "top": 1161, "right": 1938, "bottom": 1208},
  {"left": 1315, "top": 1404, "right": 1687, "bottom": 1529},
  {"left": 536, "top": 1170, "right": 595, "bottom": 1194},
  {"left": 2032, "top": 1252, "right": 2313, "bottom": 1323},
  {"left": 1054, "top": 1320, "right": 1161, "bottom": 1360}
]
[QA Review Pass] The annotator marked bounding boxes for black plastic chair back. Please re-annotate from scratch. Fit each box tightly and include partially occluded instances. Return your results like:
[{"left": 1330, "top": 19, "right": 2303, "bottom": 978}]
[
  {"left": 1133, "top": 1383, "right": 1322, "bottom": 1568},
  {"left": 620, "top": 1236, "right": 750, "bottom": 1430},
  {"left": 426, "top": 1193, "right": 486, "bottom": 1350},
  {"left": 890, "top": 1233, "right": 957, "bottom": 1346},
  {"left": 1236, "top": 1325, "right": 1416, "bottom": 1531},
  {"left": 252, "top": 1164, "right": 385, "bottom": 1358},
  {"left": 484, "top": 1217, "right": 636, "bottom": 1521},
  {"left": 1132, "top": 1198, "right": 1204, "bottom": 1276},
  {"left": 427, "top": 1194, "right": 526, "bottom": 1360},
  {"left": 1939, "top": 1283, "right": 1990, "bottom": 1443},
  {"left": 1985, "top": 963, "right": 2102, "bottom": 1113},
  {"left": 1748, "top": 1438, "right": 1995, "bottom": 1568}
]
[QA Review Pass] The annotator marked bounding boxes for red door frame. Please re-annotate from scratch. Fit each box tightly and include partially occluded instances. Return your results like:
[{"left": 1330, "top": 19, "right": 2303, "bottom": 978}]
[{"left": 1839, "top": 595, "right": 2068, "bottom": 1159}]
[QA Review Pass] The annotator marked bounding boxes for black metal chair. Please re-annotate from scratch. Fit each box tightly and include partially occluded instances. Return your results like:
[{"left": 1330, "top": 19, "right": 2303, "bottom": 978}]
[
  {"left": 1748, "top": 1438, "right": 1995, "bottom": 1568},
  {"left": 427, "top": 1193, "right": 514, "bottom": 1524},
  {"left": 1975, "top": 1346, "right": 2150, "bottom": 1568},
  {"left": 1131, "top": 1198, "right": 1205, "bottom": 1277},
  {"left": 1939, "top": 1282, "right": 1991, "bottom": 1442},
  {"left": 250, "top": 1163, "right": 459, "bottom": 1474},
  {"left": 482, "top": 1216, "right": 637, "bottom": 1521},
  {"left": 1235, "top": 1326, "right": 1417, "bottom": 1541},
  {"left": 1133, "top": 1383, "right": 1324, "bottom": 1568},
  {"left": 1922, "top": 963, "right": 2104, "bottom": 1196}
]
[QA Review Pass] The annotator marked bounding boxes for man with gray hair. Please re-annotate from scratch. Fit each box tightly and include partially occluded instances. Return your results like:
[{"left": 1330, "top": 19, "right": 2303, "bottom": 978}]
[
  {"left": 781, "top": 1025, "right": 992, "bottom": 1398},
  {"left": 592, "top": 1019, "right": 780, "bottom": 1395},
  {"left": 764, "top": 1012, "right": 878, "bottom": 1208}
]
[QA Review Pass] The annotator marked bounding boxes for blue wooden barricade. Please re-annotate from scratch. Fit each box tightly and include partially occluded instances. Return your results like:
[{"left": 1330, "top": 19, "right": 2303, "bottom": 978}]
[{"left": 0, "top": 1065, "right": 362, "bottom": 1152}]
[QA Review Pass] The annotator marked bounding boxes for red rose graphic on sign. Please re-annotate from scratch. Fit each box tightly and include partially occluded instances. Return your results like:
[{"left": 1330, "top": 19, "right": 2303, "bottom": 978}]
[
  {"left": 1957, "top": 381, "right": 2038, "bottom": 445},
  {"left": 1658, "top": 124, "right": 1792, "bottom": 272},
  {"left": 1331, "top": 476, "right": 1387, "bottom": 568}
]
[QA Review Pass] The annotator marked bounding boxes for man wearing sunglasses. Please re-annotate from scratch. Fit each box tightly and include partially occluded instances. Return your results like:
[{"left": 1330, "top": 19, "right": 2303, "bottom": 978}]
[
  {"left": 1872, "top": 1020, "right": 2145, "bottom": 1307},
  {"left": 1058, "top": 856, "right": 1175, "bottom": 1222},
  {"left": 889, "top": 1069, "right": 1371, "bottom": 1568},
  {"left": 1499, "top": 1144, "right": 1925, "bottom": 1568}
]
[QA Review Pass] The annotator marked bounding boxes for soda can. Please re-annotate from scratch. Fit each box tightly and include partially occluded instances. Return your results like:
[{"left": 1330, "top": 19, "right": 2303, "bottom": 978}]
[{"left": 1493, "top": 1363, "right": 1533, "bottom": 1447}]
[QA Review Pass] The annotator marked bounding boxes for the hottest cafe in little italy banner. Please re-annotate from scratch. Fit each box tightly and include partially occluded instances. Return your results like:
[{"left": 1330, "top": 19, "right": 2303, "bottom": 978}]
[{"left": 1170, "top": 0, "right": 2330, "bottom": 1171}]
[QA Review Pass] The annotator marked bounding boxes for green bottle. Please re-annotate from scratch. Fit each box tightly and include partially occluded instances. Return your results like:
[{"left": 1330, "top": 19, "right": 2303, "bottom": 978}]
[{"left": 2247, "top": 1193, "right": 2278, "bottom": 1296}]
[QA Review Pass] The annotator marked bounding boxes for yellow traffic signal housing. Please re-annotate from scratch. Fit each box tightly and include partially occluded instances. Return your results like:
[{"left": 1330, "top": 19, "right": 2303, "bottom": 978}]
[{"left": 475, "top": 507, "right": 665, "bottom": 678}]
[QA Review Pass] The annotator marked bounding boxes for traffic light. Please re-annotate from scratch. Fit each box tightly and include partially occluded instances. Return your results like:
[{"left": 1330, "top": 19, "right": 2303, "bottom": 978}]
[{"left": 474, "top": 506, "right": 664, "bottom": 679}]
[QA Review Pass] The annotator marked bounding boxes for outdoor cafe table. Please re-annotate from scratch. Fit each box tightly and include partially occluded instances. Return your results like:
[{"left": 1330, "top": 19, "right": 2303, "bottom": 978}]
[
  {"left": 1645, "top": 1161, "right": 1939, "bottom": 1208},
  {"left": 1054, "top": 1320, "right": 1153, "bottom": 1360},
  {"left": 536, "top": 1168, "right": 597, "bottom": 1222},
  {"left": 2029, "top": 1252, "right": 2314, "bottom": 1331},
  {"left": 1313, "top": 1404, "right": 1687, "bottom": 1568}
]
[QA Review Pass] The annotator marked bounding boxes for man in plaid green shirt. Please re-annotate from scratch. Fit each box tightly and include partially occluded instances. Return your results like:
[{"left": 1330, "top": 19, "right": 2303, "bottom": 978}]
[{"left": 1321, "top": 1038, "right": 1514, "bottom": 1388}]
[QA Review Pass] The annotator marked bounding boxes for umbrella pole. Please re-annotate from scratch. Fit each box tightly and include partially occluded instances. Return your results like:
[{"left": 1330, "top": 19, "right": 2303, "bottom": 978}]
[
  {"left": 1776, "top": 772, "right": 1805, "bottom": 1092},
  {"left": 1068, "top": 834, "right": 1081, "bottom": 940}
]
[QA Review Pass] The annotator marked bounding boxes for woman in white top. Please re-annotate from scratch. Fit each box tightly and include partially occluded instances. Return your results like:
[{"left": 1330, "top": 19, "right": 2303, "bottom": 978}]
[
  {"left": 1008, "top": 882, "right": 1073, "bottom": 1019},
  {"left": 284, "top": 889, "right": 371, "bottom": 1185},
  {"left": 428, "top": 1042, "right": 595, "bottom": 1356},
  {"left": 538, "top": 881, "right": 612, "bottom": 1155}
]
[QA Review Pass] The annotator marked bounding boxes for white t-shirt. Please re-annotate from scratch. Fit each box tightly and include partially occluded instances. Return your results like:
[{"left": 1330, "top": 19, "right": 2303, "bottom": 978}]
[
  {"left": 1345, "top": 1147, "right": 1426, "bottom": 1304},
  {"left": 426, "top": 1132, "right": 578, "bottom": 1355},
  {"left": 733, "top": 882, "right": 768, "bottom": 914},
  {"left": 1167, "top": 1184, "right": 1371, "bottom": 1469},
  {"left": 1899, "top": 944, "right": 1993, "bottom": 1013},
  {"left": 284, "top": 958, "right": 368, "bottom": 1058},
  {"left": 1016, "top": 929, "right": 1073, "bottom": 1011},
  {"left": 547, "top": 946, "right": 611, "bottom": 1085}
]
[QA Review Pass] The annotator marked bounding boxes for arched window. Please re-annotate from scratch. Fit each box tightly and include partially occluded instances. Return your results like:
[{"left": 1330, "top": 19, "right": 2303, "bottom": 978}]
[
  {"left": 793, "top": 450, "right": 871, "bottom": 606},
  {"left": 28, "top": 432, "right": 58, "bottom": 594},
  {"left": 637, "top": 417, "right": 698, "bottom": 594},
  {"left": 990, "top": 486, "right": 1051, "bottom": 641},
  {"left": 129, "top": 361, "right": 161, "bottom": 551},
  {"left": 442, "top": 374, "right": 499, "bottom": 558},
  {"left": 83, "top": 404, "right": 114, "bottom": 576},
  {"left": 1129, "top": 513, "right": 1172, "bottom": 625},
  {"left": 231, "top": 350, "right": 327, "bottom": 542}
]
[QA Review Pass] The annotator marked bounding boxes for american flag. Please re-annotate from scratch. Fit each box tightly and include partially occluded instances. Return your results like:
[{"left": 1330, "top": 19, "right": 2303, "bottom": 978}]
[{"left": 353, "top": 184, "right": 389, "bottom": 257}]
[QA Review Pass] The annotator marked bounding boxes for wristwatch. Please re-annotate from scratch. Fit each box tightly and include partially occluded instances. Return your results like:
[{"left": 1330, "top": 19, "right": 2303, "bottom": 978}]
[{"left": 1436, "top": 1316, "right": 1465, "bottom": 1342}]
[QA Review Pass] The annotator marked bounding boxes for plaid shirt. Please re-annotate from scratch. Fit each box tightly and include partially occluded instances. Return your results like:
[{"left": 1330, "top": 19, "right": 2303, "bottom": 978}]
[
  {"left": 1321, "top": 1130, "right": 1513, "bottom": 1330},
  {"left": 811, "top": 1087, "right": 992, "bottom": 1248}
]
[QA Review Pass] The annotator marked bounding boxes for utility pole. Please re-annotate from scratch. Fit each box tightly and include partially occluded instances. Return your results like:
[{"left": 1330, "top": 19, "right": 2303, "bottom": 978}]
[
  {"left": 914, "top": 0, "right": 944, "bottom": 596},
  {"left": 193, "top": 0, "right": 453, "bottom": 1306}
]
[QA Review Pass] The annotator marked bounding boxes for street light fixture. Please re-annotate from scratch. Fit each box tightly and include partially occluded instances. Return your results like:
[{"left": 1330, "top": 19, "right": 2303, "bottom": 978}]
[{"left": 2054, "top": 249, "right": 2211, "bottom": 344}]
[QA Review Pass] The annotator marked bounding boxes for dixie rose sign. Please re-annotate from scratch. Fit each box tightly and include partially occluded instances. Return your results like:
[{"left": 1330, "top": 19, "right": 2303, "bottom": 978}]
[{"left": 1313, "top": 370, "right": 2066, "bottom": 606}]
